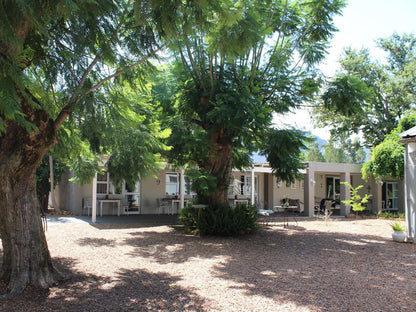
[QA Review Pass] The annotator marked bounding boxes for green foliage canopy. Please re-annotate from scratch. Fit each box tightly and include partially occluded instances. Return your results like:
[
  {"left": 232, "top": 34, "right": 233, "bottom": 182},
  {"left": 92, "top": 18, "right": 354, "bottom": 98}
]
[
  {"left": 341, "top": 182, "right": 371, "bottom": 215},
  {"left": 158, "top": 0, "right": 345, "bottom": 200},
  {"left": 362, "top": 113, "right": 416, "bottom": 180},
  {"left": 317, "top": 33, "right": 416, "bottom": 147}
]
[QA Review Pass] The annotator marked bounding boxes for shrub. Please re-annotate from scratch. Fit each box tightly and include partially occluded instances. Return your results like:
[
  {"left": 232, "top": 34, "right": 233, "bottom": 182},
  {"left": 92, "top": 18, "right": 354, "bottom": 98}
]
[
  {"left": 178, "top": 205, "right": 199, "bottom": 234},
  {"left": 378, "top": 211, "right": 404, "bottom": 219},
  {"left": 179, "top": 203, "right": 259, "bottom": 236}
]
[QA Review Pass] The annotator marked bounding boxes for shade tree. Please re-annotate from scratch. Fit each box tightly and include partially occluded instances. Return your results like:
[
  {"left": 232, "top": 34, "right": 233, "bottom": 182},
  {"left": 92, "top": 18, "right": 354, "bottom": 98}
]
[
  {"left": 0, "top": 0, "right": 231, "bottom": 295},
  {"left": 157, "top": 0, "right": 345, "bottom": 206},
  {"left": 316, "top": 33, "right": 416, "bottom": 147}
]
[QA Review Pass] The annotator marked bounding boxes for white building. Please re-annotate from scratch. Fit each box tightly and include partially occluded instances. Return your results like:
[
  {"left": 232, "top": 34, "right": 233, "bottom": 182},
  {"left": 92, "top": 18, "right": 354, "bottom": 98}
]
[{"left": 55, "top": 161, "right": 404, "bottom": 220}]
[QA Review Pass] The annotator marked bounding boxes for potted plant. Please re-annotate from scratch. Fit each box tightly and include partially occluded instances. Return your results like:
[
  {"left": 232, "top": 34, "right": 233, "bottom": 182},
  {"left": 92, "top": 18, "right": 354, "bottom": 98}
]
[{"left": 390, "top": 221, "right": 406, "bottom": 243}]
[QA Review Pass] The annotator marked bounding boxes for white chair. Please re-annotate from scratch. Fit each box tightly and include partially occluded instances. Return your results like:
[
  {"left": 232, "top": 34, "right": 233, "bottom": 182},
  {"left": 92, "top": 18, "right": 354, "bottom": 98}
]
[
  {"left": 258, "top": 209, "right": 273, "bottom": 225},
  {"left": 157, "top": 198, "right": 171, "bottom": 214},
  {"left": 83, "top": 197, "right": 92, "bottom": 216}
]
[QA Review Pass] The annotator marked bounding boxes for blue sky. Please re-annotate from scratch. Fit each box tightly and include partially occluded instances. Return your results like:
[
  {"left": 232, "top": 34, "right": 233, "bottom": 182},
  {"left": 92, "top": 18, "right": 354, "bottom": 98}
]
[{"left": 274, "top": 0, "right": 416, "bottom": 140}]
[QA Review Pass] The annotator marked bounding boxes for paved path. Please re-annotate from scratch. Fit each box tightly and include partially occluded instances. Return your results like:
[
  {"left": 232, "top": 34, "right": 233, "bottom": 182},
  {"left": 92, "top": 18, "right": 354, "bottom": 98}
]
[{"left": 45, "top": 214, "right": 179, "bottom": 226}]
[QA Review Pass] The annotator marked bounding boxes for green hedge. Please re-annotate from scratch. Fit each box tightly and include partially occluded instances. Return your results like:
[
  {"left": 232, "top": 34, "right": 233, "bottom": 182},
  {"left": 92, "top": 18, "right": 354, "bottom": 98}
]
[{"left": 179, "top": 203, "right": 259, "bottom": 236}]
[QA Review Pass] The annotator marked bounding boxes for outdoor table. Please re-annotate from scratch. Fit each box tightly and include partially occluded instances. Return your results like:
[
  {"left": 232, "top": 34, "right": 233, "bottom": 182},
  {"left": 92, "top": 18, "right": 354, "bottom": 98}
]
[
  {"left": 273, "top": 205, "right": 298, "bottom": 227},
  {"left": 283, "top": 205, "right": 298, "bottom": 227},
  {"left": 98, "top": 199, "right": 121, "bottom": 216}
]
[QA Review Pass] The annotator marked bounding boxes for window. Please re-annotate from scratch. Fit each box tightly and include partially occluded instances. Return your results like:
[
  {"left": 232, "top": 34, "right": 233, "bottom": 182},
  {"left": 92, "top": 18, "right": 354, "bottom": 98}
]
[
  {"left": 97, "top": 172, "right": 109, "bottom": 194},
  {"left": 96, "top": 171, "right": 135, "bottom": 196},
  {"left": 166, "top": 173, "right": 179, "bottom": 195},
  {"left": 383, "top": 182, "right": 398, "bottom": 210},
  {"left": 230, "top": 175, "right": 258, "bottom": 196},
  {"left": 165, "top": 173, "right": 195, "bottom": 195}
]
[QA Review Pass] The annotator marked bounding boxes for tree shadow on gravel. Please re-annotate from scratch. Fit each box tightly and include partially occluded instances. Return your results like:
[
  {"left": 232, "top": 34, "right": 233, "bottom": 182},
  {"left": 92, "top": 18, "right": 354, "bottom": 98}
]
[
  {"left": 0, "top": 257, "right": 206, "bottom": 312},
  {"left": 76, "top": 237, "right": 118, "bottom": 247},
  {"left": 122, "top": 226, "right": 238, "bottom": 265},
  {"left": 121, "top": 225, "right": 416, "bottom": 311},
  {"left": 214, "top": 229, "right": 416, "bottom": 312}
]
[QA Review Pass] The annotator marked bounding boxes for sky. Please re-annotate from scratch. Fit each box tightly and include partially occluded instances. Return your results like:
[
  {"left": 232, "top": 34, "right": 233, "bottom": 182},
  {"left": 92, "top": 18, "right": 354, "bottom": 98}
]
[{"left": 273, "top": 0, "right": 416, "bottom": 141}]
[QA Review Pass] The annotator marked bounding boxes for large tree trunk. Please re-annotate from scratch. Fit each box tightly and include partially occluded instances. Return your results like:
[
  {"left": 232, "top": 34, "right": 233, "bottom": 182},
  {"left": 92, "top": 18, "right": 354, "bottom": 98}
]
[
  {"left": 0, "top": 99, "right": 62, "bottom": 295},
  {"left": 203, "top": 129, "right": 233, "bottom": 206}
]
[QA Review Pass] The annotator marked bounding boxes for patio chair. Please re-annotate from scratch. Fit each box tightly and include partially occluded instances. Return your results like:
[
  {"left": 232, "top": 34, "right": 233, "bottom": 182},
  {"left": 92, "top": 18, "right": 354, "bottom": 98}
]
[
  {"left": 257, "top": 209, "right": 273, "bottom": 226},
  {"left": 83, "top": 197, "right": 92, "bottom": 216}
]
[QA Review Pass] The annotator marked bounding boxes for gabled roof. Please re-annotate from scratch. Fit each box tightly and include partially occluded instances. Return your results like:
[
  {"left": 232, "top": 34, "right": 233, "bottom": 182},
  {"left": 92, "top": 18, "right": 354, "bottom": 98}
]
[{"left": 400, "top": 126, "right": 416, "bottom": 139}]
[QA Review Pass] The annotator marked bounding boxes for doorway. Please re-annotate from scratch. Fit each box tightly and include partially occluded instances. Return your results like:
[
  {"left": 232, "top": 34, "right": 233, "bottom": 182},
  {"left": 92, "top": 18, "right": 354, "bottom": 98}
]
[
  {"left": 382, "top": 182, "right": 398, "bottom": 211},
  {"left": 326, "top": 177, "right": 340, "bottom": 202},
  {"left": 124, "top": 180, "right": 141, "bottom": 214}
]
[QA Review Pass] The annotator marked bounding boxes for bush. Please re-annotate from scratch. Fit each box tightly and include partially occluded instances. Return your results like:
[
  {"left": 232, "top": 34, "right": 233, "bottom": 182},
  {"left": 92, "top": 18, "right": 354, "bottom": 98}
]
[
  {"left": 179, "top": 203, "right": 259, "bottom": 236},
  {"left": 378, "top": 211, "right": 404, "bottom": 219},
  {"left": 178, "top": 205, "right": 199, "bottom": 234}
]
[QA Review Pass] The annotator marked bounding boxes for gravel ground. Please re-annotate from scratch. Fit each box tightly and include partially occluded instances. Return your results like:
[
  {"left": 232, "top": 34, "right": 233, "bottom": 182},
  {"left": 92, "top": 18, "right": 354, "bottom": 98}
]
[{"left": 1, "top": 218, "right": 415, "bottom": 312}]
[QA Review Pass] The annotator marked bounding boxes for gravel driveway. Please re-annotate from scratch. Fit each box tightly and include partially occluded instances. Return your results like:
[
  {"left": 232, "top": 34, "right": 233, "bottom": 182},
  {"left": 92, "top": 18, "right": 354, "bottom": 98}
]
[{"left": 1, "top": 218, "right": 415, "bottom": 311}]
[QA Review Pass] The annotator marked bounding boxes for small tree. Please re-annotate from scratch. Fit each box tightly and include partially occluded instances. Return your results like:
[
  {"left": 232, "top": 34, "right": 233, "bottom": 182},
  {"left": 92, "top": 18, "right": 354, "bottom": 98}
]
[{"left": 341, "top": 182, "right": 371, "bottom": 217}]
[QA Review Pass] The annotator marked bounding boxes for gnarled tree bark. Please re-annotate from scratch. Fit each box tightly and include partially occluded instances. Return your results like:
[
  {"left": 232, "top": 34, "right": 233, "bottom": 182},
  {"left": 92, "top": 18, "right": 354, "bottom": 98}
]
[{"left": 0, "top": 95, "right": 62, "bottom": 295}]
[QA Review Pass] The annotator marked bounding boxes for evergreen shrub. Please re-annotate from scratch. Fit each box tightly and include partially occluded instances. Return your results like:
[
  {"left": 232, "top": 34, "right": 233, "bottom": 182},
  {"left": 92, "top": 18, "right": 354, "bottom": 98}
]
[
  {"left": 178, "top": 205, "right": 199, "bottom": 234},
  {"left": 179, "top": 203, "right": 259, "bottom": 236}
]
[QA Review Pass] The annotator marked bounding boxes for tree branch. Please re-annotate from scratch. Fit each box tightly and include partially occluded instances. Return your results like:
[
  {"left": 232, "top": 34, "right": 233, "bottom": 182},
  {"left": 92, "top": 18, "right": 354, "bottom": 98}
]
[{"left": 184, "top": 37, "right": 207, "bottom": 91}]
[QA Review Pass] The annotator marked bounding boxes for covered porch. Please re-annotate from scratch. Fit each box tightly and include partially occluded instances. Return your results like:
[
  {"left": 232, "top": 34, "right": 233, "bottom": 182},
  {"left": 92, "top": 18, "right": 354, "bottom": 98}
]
[{"left": 303, "top": 162, "right": 379, "bottom": 217}]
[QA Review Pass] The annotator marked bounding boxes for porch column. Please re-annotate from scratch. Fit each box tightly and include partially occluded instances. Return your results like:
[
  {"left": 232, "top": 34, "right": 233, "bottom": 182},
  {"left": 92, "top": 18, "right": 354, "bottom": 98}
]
[
  {"left": 251, "top": 168, "right": 255, "bottom": 205},
  {"left": 373, "top": 179, "right": 384, "bottom": 213},
  {"left": 405, "top": 142, "right": 416, "bottom": 242},
  {"left": 92, "top": 172, "right": 97, "bottom": 223},
  {"left": 305, "top": 167, "right": 315, "bottom": 217},
  {"left": 180, "top": 169, "right": 185, "bottom": 209},
  {"left": 340, "top": 171, "right": 351, "bottom": 215}
]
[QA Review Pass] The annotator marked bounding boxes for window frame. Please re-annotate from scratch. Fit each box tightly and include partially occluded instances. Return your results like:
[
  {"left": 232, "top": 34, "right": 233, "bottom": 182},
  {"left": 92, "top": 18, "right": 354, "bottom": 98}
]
[{"left": 96, "top": 171, "right": 109, "bottom": 194}]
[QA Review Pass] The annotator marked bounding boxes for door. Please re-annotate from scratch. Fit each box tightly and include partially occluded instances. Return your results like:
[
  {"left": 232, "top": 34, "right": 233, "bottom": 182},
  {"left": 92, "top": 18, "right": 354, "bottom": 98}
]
[
  {"left": 382, "top": 182, "right": 398, "bottom": 210},
  {"left": 326, "top": 177, "right": 340, "bottom": 202},
  {"left": 124, "top": 181, "right": 141, "bottom": 213},
  {"left": 240, "top": 175, "right": 258, "bottom": 197}
]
